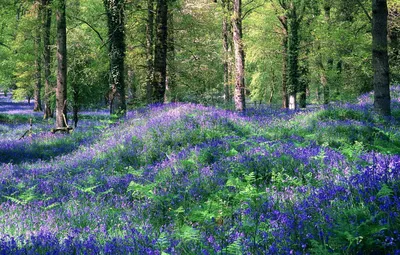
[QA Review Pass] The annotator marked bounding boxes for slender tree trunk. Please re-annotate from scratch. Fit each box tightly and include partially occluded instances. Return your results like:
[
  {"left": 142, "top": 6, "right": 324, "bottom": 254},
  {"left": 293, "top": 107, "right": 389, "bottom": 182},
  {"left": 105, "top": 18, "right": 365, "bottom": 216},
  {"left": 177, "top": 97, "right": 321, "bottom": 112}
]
[
  {"left": 372, "top": 0, "right": 391, "bottom": 116},
  {"left": 269, "top": 67, "right": 276, "bottom": 104},
  {"left": 128, "top": 70, "right": 136, "bottom": 101},
  {"left": 152, "top": 0, "right": 168, "bottom": 103},
  {"left": 72, "top": 88, "right": 78, "bottom": 128},
  {"left": 321, "top": 1, "right": 331, "bottom": 105},
  {"left": 222, "top": 0, "right": 231, "bottom": 103},
  {"left": 287, "top": 8, "right": 300, "bottom": 110},
  {"left": 232, "top": 0, "right": 245, "bottom": 112},
  {"left": 165, "top": 8, "right": 176, "bottom": 103},
  {"left": 56, "top": 0, "right": 67, "bottom": 128},
  {"left": 146, "top": 0, "right": 154, "bottom": 103},
  {"left": 104, "top": 0, "right": 126, "bottom": 115},
  {"left": 43, "top": 0, "right": 53, "bottom": 119},
  {"left": 388, "top": 5, "right": 399, "bottom": 81},
  {"left": 298, "top": 63, "right": 308, "bottom": 108},
  {"left": 34, "top": 1, "right": 43, "bottom": 112},
  {"left": 279, "top": 15, "right": 288, "bottom": 108}
]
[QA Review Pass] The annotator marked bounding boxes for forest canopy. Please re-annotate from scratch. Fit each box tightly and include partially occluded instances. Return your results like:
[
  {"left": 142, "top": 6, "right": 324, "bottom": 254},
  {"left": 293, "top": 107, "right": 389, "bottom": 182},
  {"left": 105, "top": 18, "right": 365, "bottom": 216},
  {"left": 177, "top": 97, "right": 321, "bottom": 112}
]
[{"left": 0, "top": 0, "right": 398, "bottom": 118}]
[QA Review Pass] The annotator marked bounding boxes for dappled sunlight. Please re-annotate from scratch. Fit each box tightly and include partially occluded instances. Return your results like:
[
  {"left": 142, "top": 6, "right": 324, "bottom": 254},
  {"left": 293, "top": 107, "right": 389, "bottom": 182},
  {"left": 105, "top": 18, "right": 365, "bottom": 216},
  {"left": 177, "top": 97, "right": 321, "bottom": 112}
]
[{"left": 0, "top": 87, "right": 399, "bottom": 253}]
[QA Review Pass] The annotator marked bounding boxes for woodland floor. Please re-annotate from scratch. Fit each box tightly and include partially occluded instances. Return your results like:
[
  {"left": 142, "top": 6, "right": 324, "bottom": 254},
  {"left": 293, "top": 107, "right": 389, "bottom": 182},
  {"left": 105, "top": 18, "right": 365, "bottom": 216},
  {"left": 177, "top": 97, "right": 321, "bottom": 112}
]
[{"left": 0, "top": 89, "right": 400, "bottom": 254}]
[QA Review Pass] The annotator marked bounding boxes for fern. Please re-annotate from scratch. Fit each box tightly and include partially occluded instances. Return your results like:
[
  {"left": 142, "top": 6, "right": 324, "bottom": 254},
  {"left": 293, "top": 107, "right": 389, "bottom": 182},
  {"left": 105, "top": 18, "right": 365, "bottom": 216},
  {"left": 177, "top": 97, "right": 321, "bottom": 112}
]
[
  {"left": 377, "top": 184, "right": 393, "bottom": 198},
  {"left": 176, "top": 224, "right": 199, "bottom": 243},
  {"left": 226, "top": 238, "right": 242, "bottom": 255},
  {"left": 74, "top": 184, "right": 100, "bottom": 195},
  {"left": 2, "top": 195, "right": 25, "bottom": 205}
]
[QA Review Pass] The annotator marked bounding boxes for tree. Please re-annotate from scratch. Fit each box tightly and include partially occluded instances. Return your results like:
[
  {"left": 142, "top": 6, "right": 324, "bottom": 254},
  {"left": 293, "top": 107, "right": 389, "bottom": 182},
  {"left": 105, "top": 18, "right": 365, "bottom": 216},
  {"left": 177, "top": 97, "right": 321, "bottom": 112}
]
[
  {"left": 55, "top": 0, "right": 67, "bottom": 128},
  {"left": 275, "top": 7, "right": 289, "bottom": 108},
  {"left": 165, "top": 3, "right": 176, "bottom": 103},
  {"left": 43, "top": 0, "right": 53, "bottom": 119},
  {"left": 33, "top": 1, "right": 43, "bottom": 112},
  {"left": 104, "top": 0, "right": 126, "bottom": 115},
  {"left": 372, "top": 0, "right": 391, "bottom": 116},
  {"left": 152, "top": 0, "right": 168, "bottom": 103},
  {"left": 232, "top": 0, "right": 246, "bottom": 111},
  {"left": 146, "top": 0, "right": 155, "bottom": 104},
  {"left": 274, "top": 0, "right": 309, "bottom": 110},
  {"left": 388, "top": 2, "right": 400, "bottom": 82},
  {"left": 222, "top": 0, "right": 232, "bottom": 103}
]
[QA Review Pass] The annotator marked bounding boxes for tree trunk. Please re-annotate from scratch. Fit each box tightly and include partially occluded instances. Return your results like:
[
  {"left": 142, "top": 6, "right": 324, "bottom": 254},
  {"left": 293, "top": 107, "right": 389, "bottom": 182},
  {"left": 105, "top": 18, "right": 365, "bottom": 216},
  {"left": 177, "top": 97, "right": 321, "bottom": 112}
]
[
  {"left": 128, "top": 70, "right": 136, "bottom": 102},
  {"left": 388, "top": 4, "right": 399, "bottom": 82},
  {"left": 232, "top": 0, "right": 245, "bottom": 112},
  {"left": 165, "top": 8, "right": 176, "bottom": 103},
  {"left": 298, "top": 63, "right": 307, "bottom": 108},
  {"left": 152, "top": 0, "right": 168, "bottom": 103},
  {"left": 287, "top": 8, "right": 300, "bottom": 110},
  {"left": 34, "top": 1, "right": 43, "bottom": 112},
  {"left": 56, "top": 0, "right": 67, "bottom": 128},
  {"left": 104, "top": 0, "right": 126, "bottom": 115},
  {"left": 372, "top": 0, "right": 391, "bottom": 116},
  {"left": 43, "top": 0, "right": 53, "bottom": 119},
  {"left": 146, "top": 0, "right": 154, "bottom": 104},
  {"left": 72, "top": 88, "right": 79, "bottom": 128},
  {"left": 269, "top": 67, "right": 276, "bottom": 104},
  {"left": 279, "top": 15, "right": 288, "bottom": 109},
  {"left": 222, "top": 0, "right": 231, "bottom": 103},
  {"left": 322, "top": 1, "right": 331, "bottom": 105}
]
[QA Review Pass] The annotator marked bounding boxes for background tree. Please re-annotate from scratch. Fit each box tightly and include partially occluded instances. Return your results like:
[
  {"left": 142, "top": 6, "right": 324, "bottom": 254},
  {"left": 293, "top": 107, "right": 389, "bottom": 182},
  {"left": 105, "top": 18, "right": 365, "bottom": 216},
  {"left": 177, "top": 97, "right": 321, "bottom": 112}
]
[
  {"left": 43, "top": 0, "right": 53, "bottom": 119},
  {"left": 232, "top": 0, "right": 246, "bottom": 111},
  {"left": 152, "top": 0, "right": 168, "bottom": 103},
  {"left": 55, "top": 0, "right": 67, "bottom": 129},
  {"left": 165, "top": 2, "right": 177, "bottom": 103},
  {"left": 146, "top": 0, "right": 155, "bottom": 103},
  {"left": 388, "top": 2, "right": 400, "bottom": 83},
  {"left": 33, "top": 1, "right": 43, "bottom": 112},
  {"left": 0, "top": 0, "right": 398, "bottom": 118},
  {"left": 104, "top": 0, "right": 126, "bottom": 115},
  {"left": 221, "top": 0, "right": 232, "bottom": 103},
  {"left": 372, "top": 0, "right": 391, "bottom": 116}
]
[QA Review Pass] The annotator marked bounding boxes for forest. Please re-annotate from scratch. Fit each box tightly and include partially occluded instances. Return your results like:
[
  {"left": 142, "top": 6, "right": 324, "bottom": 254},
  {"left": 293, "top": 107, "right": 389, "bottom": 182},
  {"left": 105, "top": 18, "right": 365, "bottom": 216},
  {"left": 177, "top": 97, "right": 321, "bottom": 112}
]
[{"left": 0, "top": 0, "right": 400, "bottom": 254}]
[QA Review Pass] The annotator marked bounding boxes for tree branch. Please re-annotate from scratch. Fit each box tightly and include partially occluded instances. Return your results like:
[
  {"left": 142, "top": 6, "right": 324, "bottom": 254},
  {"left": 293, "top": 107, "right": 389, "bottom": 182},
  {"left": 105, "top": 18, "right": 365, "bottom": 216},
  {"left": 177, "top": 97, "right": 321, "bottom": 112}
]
[
  {"left": 242, "top": 3, "right": 265, "bottom": 20},
  {"left": 0, "top": 42, "right": 11, "bottom": 50},
  {"left": 355, "top": 0, "right": 372, "bottom": 22},
  {"left": 68, "top": 15, "right": 105, "bottom": 43}
]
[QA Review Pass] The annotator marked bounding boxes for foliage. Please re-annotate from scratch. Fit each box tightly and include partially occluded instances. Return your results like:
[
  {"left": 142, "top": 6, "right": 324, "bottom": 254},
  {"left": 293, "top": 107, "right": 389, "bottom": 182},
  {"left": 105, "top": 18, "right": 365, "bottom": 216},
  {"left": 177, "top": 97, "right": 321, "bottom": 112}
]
[{"left": 0, "top": 87, "right": 400, "bottom": 254}]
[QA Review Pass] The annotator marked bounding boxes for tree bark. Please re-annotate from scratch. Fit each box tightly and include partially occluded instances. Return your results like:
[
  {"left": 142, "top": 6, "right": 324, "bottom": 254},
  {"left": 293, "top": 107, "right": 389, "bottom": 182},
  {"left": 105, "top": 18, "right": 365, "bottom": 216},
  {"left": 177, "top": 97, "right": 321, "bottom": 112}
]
[
  {"left": 298, "top": 63, "right": 308, "bottom": 108},
  {"left": 279, "top": 14, "right": 289, "bottom": 109},
  {"left": 222, "top": 0, "right": 231, "bottom": 103},
  {"left": 372, "top": 0, "right": 391, "bottom": 116},
  {"left": 287, "top": 7, "right": 300, "bottom": 110},
  {"left": 232, "top": 0, "right": 245, "bottom": 112},
  {"left": 165, "top": 8, "right": 176, "bottom": 103},
  {"left": 56, "top": 0, "right": 67, "bottom": 128},
  {"left": 322, "top": 1, "right": 331, "bottom": 105},
  {"left": 34, "top": 1, "right": 43, "bottom": 112},
  {"left": 269, "top": 67, "right": 276, "bottom": 104},
  {"left": 72, "top": 90, "right": 79, "bottom": 128},
  {"left": 388, "top": 5, "right": 399, "bottom": 82},
  {"left": 43, "top": 0, "right": 53, "bottom": 119},
  {"left": 104, "top": 0, "right": 126, "bottom": 115},
  {"left": 152, "top": 0, "right": 168, "bottom": 103},
  {"left": 146, "top": 0, "right": 155, "bottom": 104}
]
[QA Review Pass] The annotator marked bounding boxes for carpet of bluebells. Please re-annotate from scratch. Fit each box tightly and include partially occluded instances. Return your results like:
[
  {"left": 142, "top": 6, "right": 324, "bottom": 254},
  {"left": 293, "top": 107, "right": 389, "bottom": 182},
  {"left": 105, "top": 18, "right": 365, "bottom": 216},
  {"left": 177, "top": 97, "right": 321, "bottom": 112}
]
[{"left": 0, "top": 87, "right": 400, "bottom": 254}]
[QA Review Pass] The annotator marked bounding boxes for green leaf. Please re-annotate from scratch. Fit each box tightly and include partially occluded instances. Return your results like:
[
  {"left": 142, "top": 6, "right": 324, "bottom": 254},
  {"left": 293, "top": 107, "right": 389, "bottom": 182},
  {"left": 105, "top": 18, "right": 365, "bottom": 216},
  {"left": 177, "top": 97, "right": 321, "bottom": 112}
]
[{"left": 377, "top": 184, "right": 393, "bottom": 198}]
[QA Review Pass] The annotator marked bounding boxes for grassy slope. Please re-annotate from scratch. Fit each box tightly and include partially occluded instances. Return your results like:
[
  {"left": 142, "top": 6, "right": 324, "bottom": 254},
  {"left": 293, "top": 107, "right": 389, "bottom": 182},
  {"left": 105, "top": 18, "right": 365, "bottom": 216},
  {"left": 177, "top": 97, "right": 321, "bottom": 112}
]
[{"left": 0, "top": 88, "right": 399, "bottom": 254}]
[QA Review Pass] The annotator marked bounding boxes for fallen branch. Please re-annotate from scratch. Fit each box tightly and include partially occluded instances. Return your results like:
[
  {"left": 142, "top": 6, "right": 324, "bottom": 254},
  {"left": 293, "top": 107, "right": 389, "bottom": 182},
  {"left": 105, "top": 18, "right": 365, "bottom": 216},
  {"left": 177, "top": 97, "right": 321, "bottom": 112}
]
[
  {"left": 19, "top": 118, "right": 33, "bottom": 140},
  {"left": 50, "top": 126, "right": 74, "bottom": 133}
]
